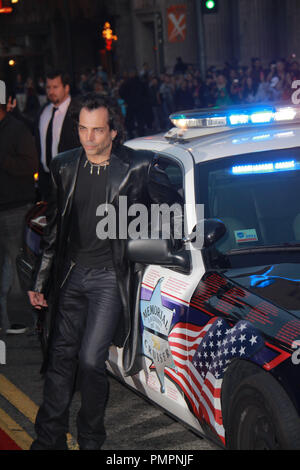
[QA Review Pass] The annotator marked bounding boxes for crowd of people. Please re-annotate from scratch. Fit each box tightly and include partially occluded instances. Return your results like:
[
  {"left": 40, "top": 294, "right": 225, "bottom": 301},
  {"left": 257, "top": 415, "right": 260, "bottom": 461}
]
[{"left": 11, "top": 55, "right": 300, "bottom": 139}]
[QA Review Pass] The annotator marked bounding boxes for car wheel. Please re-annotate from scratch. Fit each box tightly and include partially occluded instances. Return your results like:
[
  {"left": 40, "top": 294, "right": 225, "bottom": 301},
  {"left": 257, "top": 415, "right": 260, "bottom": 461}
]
[{"left": 227, "top": 372, "right": 300, "bottom": 450}]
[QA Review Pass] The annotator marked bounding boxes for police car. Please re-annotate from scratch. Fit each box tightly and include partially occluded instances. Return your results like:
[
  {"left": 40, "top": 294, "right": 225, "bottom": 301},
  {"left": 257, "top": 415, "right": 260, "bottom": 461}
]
[{"left": 107, "top": 104, "right": 300, "bottom": 450}]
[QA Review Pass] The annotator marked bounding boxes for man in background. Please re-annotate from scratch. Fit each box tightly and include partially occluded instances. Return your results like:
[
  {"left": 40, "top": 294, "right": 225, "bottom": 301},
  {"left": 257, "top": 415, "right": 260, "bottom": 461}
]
[
  {"left": 0, "top": 103, "right": 38, "bottom": 334},
  {"left": 36, "top": 70, "right": 80, "bottom": 200}
]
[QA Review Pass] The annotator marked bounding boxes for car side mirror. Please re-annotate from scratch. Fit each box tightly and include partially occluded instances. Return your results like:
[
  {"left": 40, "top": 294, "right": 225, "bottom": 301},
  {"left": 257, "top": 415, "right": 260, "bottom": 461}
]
[
  {"left": 186, "top": 218, "right": 226, "bottom": 249},
  {"left": 203, "top": 218, "right": 227, "bottom": 248},
  {"left": 126, "top": 238, "right": 191, "bottom": 273}
]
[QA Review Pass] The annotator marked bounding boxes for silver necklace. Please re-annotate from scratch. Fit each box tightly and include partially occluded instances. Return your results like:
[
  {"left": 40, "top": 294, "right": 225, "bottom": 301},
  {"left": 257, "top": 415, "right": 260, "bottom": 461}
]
[{"left": 84, "top": 157, "right": 110, "bottom": 175}]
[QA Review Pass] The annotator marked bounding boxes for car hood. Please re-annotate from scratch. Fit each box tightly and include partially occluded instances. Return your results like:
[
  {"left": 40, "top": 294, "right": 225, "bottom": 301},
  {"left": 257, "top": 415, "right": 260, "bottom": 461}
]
[{"left": 224, "top": 263, "right": 300, "bottom": 318}]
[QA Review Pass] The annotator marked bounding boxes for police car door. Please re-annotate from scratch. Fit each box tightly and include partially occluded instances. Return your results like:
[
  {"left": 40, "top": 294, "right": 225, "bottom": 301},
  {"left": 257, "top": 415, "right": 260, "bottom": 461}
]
[{"left": 138, "top": 150, "right": 206, "bottom": 430}]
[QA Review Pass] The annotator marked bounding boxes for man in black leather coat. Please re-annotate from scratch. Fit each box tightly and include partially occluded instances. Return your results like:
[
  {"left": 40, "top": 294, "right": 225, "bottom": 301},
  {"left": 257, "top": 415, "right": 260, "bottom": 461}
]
[{"left": 28, "top": 93, "right": 181, "bottom": 450}]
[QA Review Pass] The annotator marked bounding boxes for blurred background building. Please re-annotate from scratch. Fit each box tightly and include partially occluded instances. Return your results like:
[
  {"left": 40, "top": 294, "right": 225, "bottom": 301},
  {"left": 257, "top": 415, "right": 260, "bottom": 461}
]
[{"left": 0, "top": 0, "right": 299, "bottom": 91}]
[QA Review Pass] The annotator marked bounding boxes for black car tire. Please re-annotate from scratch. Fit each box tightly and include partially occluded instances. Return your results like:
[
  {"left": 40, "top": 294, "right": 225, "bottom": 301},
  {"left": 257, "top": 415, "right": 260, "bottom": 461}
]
[{"left": 227, "top": 371, "right": 300, "bottom": 450}]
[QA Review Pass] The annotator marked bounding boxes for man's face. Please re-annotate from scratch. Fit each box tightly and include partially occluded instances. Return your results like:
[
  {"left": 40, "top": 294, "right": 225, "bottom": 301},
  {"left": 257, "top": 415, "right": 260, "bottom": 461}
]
[
  {"left": 46, "top": 76, "right": 70, "bottom": 106},
  {"left": 78, "top": 107, "right": 117, "bottom": 160}
]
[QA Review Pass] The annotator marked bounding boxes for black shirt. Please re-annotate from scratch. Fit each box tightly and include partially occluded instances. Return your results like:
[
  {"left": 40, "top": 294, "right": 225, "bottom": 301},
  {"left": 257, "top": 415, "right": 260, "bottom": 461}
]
[{"left": 68, "top": 153, "right": 113, "bottom": 268}]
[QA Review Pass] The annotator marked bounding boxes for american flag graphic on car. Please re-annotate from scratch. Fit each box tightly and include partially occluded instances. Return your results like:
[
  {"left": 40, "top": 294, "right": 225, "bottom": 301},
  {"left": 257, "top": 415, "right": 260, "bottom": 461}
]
[
  {"left": 166, "top": 316, "right": 264, "bottom": 444},
  {"left": 141, "top": 276, "right": 265, "bottom": 446}
]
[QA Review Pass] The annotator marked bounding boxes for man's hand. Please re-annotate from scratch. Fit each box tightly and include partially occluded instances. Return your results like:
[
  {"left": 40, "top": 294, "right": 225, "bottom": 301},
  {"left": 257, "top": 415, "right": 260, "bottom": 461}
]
[
  {"left": 6, "top": 96, "right": 16, "bottom": 113},
  {"left": 28, "top": 291, "right": 48, "bottom": 310}
]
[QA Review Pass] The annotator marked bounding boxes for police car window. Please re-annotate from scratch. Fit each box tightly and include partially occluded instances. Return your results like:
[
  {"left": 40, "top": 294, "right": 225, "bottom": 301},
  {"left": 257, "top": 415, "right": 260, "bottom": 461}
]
[
  {"left": 196, "top": 147, "right": 300, "bottom": 255},
  {"left": 155, "top": 156, "right": 184, "bottom": 197}
]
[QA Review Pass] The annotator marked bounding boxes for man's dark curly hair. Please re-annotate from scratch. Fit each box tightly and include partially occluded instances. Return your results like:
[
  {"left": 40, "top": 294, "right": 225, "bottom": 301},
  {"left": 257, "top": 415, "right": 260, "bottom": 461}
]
[
  {"left": 46, "top": 70, "right": 71, "bottom": 87},
  {"left": 77, "top": 93, "right": 125, "bottom": 148}
]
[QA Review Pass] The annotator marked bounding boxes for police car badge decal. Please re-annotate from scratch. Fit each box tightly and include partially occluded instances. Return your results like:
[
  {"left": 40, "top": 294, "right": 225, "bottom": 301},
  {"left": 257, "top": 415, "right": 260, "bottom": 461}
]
[{"left": 140, "top": 278, "right": 177, "bottom": 393}]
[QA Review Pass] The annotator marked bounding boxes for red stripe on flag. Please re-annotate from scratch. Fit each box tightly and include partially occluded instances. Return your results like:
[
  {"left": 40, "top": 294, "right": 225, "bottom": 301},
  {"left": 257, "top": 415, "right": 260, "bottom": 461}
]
[
  {"left": 171, "top": 322, "right": 207, "bottom": 332},
  {"left": 165, "top": 369, "right": 198, "bottom": 414},
  {"left": 169, "top": 333, "right": 203, "bottom": 343},
  {"left": 167, "top": 317, "right": 227, "bottom": 443},
  {"left": 204, "top": 377, "right": 221, "bottom": 398},
  {"left": 170, "top": 349, "right": 188, "bottom": 361},
  {"left": 0, "top": 428, "right": 22, "bottom": 450},
  {"left": 201, "top": 388, "right": 223, "bottom": 426}
]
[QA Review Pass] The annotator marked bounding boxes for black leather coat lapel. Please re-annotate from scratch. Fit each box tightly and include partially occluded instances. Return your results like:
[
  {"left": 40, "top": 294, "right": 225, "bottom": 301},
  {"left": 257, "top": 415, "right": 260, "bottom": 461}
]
[
  {"left": 60, "top": 148, "right": 83, "bottom": 218},
  {"left": 107, "top": 152, "right": 130, "bottom": 204}
]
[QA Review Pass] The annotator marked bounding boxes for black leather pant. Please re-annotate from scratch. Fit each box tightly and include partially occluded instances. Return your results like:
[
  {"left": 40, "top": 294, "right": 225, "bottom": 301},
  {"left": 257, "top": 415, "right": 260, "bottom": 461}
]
[{"left": 34, "top": 263, "right": 122, "bottom": 449}]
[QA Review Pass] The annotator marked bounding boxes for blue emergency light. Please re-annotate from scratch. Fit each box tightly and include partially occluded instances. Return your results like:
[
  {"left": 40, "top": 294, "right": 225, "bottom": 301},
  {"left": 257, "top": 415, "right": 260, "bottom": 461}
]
[
  {"left": 232, "top": 160, "right": 296, "bottom": 175},
  {"left": 170, "top": 105, "right": 299, "bottom": 129}
]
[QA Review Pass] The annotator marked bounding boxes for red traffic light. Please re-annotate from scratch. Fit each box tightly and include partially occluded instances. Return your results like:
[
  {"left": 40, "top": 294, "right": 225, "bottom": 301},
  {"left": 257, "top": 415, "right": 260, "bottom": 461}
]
[{"left": 0, "top": 0, "right": 13, "bottom": 13}]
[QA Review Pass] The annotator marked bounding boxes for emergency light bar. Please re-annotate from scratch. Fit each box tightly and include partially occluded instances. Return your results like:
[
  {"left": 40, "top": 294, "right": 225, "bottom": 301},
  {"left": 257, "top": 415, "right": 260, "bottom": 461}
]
[
  {"left": 232, "top": 160, "right": 296, "bottom": 175},
  {"left": 170, "top": 105, "right": 299, "bottom": 130}
]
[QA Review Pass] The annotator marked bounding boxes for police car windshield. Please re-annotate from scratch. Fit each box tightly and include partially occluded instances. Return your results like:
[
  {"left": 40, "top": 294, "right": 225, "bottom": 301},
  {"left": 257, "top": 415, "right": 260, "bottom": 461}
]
[{"left": 197, "top": 147, "right": 300, "bottom": 256}]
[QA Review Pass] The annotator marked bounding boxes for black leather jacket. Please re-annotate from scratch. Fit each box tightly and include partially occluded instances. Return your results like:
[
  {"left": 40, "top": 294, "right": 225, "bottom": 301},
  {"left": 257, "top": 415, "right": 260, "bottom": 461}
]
[
  {"left": 0, "top": 113, "right": 38, "bottom": 210},
  {"left": 32, "top": 144, "right": 181, "bottom": 376}
]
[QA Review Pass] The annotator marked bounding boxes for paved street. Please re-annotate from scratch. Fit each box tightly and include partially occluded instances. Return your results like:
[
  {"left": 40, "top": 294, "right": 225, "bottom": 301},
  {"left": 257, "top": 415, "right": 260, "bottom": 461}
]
[{"left": 0, "top": 293, "right": 219, "bottom": 451}]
